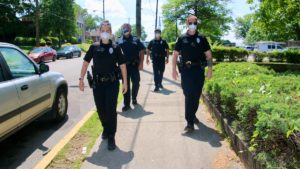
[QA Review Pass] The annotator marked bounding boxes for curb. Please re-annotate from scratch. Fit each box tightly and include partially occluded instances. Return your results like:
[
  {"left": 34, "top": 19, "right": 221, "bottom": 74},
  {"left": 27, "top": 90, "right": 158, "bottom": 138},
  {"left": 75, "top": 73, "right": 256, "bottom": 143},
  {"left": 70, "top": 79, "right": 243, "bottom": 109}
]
[
  {"left": 33, "top": 110, "right": 95, "bottom": 169},
  {"left": 201, "top": 94, "right": 264, "bottom": 169}
]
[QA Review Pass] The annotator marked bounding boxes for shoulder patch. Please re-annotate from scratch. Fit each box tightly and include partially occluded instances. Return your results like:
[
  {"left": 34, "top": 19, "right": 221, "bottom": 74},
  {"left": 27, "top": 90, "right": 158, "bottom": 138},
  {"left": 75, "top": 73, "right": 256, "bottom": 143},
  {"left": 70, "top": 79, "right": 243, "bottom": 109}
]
[{"left": 132, "top": 36, "right": 138, "bottom": 42}]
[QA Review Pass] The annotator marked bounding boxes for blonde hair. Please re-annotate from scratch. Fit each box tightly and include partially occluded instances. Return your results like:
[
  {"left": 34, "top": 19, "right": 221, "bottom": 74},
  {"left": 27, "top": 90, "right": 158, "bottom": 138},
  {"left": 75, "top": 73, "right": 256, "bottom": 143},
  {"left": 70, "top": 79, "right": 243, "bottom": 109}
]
[
  {"left": 186, "top": 15, "right": 198, "bottom": 25},
  {"left": 99, "top": 20, "right": 112, "bottom": 33}
]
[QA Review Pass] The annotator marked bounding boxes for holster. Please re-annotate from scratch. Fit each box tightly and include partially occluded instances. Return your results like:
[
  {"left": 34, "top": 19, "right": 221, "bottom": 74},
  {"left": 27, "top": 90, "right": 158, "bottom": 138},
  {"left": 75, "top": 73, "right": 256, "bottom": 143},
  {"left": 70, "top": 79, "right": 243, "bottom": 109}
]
[{"left": 87, "top": 71, "right": 93, "bottom": 88}]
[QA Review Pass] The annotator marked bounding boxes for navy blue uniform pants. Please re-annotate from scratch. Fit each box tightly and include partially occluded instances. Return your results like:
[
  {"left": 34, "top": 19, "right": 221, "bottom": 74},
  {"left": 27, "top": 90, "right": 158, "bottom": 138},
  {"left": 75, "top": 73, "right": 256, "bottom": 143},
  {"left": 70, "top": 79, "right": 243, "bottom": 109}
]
[
  {"left": 124, "top": 64, "right": 140, "bottom": 106},
  {"left": 152, "top": 60, "right": 165, "bottom": 88},
  {"left": 93, "top": 81, "right": 119, "bottom": 137},
  {"left": 180, "top": 66, "right": 205, "bottom": 125}
]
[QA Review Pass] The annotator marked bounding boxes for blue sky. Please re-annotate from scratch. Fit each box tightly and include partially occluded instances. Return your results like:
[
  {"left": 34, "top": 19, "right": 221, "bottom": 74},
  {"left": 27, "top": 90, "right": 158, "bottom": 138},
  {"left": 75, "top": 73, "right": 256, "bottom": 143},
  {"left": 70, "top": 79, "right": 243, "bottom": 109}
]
[{"left": 75, "top": 0, "right": 252, "bottom": 44}]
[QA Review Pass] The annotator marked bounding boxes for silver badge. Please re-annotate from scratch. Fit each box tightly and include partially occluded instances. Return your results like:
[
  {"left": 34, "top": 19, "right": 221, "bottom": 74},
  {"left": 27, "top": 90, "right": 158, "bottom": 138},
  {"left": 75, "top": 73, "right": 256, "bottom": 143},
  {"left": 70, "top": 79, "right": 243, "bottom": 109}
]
[
  {"left": 197, "top": 38, "right": 200, "bottom": 44},
  {"left": 160, "top": 41, "right": 163, "bottom": 44},
  {"left": 98, "top": 47, "right": 105, "bottom": 52},
  {"left": 183, "top": 38, "right": 189, "bottom": 44},
  {"left": 109, "top": 47, "right": 113, "bottom": 54}
]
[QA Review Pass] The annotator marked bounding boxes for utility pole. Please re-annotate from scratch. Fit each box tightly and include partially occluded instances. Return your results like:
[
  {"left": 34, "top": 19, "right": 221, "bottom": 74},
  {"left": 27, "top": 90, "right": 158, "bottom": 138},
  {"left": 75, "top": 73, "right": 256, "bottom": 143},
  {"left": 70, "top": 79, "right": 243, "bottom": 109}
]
[
  {"left": 158, "top": 16, "right": 161, "bottom": 29},
  {"left": 175, "top": 18, "right": 178, "bottom": 39},
  {"left": 136, "top": 0, "right": 141, "bottom": 38},
  {"left": 127, "top": 17, "right": 131, "bottom": 24},
  {"left": 155, "top": 0, "right": 158, "bottom": 29},
  {"left": 103, "top": 0, "right": 105, "bottom": 20},
  {"left": 35, "top": 0, "right": 40, "bottom": 46}
]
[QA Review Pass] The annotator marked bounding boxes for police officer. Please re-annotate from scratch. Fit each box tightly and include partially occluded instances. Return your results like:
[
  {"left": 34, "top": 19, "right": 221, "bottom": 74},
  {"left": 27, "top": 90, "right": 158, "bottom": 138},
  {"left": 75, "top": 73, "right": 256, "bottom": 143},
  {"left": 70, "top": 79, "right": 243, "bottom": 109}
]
[
  {"left": 79, "top": 20, "right": 128, "bottom": 150},
  {"left": 172, "top": 15, "right": 213, "bottom": 132},
  {"left": 146, "top": 29, "right": 169, "bottom": 92},
  {"left": 116, "top": 23, "right": 145, "bottom": 111}
]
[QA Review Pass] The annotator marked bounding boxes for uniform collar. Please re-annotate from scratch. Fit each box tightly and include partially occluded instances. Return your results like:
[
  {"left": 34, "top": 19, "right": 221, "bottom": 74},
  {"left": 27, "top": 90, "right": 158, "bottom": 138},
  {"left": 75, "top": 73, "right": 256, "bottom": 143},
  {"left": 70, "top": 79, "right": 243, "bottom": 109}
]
[
  {"left": 185, "top": 31, "right": 199, "bottom": 37},
  {"left": 123, "top": 34, "right": 132, "bottom": 40}
]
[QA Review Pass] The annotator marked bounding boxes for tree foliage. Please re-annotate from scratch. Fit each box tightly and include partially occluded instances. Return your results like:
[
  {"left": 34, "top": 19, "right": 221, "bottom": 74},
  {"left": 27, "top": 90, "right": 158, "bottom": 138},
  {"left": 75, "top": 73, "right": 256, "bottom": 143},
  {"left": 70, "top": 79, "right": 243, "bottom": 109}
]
[
  {"left": 161, "top": 21, "right": 181, "bottom": 42},
  {"left": 114, "top": 24, "right": 147, "bottom": 41},
  {"left": 74, "top": 4, "right": 102, "bottom": 31},
  {"left": 162, "top": 0, "right": 232, "bottom": 42},
  {"left": 246, "top": 0, "right": 300, "bottom": 42},
  {"left": 40, "top": 0, "right": 76, "bottom": 46},
  {"left": 234, "top": 14, "right": 253, "bottom": 40}
]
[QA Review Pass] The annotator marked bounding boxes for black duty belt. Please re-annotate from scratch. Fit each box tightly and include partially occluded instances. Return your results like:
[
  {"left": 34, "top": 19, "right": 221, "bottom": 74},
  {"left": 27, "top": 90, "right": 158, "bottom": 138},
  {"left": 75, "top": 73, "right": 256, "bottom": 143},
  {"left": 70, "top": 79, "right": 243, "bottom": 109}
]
[
  {"left": 94, "top": 73, "right": 117, "bottom": 83},
  {"left": 126, "top": 59, "right": 139, "bottom": 66}
]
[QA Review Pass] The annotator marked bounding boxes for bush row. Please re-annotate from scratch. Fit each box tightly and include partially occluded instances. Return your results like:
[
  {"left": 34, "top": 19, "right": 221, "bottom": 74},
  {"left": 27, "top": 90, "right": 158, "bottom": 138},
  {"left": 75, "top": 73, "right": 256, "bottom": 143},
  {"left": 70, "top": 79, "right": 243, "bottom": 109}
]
[
  {"left": 204, "top": 63, "right": 300, "bottom": 168},
  {"left": 14, "top": 36, "right": 79, "bottom": 47}
]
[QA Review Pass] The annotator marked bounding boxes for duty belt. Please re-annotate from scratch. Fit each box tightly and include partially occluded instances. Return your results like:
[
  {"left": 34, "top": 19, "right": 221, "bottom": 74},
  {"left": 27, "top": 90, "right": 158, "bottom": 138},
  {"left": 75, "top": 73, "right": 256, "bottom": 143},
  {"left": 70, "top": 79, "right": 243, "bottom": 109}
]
[
  {"left": 126, "top": 59, "right": 139, "bottom": 66},
  {"left": 94, "top": 73, "right": 117, "bottom": 83},
  {"left": 184, "top": 61, "right": 206, "bottom": 69}
]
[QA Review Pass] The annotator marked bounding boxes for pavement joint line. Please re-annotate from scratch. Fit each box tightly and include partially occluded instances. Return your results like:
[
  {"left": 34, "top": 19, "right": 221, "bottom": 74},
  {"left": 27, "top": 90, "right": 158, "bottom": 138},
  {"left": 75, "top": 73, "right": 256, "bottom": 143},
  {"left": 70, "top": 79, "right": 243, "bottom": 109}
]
[{"left": 33, "top": 109, "right": 96, "bottom": 169}]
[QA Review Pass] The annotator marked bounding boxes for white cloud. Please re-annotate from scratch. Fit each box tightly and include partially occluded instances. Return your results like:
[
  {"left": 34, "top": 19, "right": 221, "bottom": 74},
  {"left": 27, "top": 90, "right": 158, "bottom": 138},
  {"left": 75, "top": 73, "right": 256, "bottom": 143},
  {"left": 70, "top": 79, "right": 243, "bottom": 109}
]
[{"left": 84, "top": 0, "right": 127, "bottom": 18}]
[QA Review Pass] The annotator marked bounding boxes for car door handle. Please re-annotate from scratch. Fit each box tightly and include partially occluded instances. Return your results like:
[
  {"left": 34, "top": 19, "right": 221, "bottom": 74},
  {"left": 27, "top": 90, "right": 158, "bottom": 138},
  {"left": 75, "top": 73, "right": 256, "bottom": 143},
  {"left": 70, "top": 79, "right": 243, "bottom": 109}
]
[{"left": 21, "top": 85, "right": 29, "bottom": 91}]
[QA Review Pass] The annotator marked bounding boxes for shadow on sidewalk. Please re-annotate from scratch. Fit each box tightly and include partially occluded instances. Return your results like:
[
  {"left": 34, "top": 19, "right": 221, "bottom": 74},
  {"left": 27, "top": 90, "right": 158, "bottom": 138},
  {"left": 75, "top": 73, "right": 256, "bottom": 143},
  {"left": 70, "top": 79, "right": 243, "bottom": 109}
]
[
  {"left": 118, "top": 104, "right": 153, "bottom": 119},
  {"left": 157, "top": 87, "right": 176, "bottom": 95},
  {"left": 182, "top": 122, "right": 223, "bottom": 148},
  {"left": 86, "top": 141, "right": 134, "bottom": 169}
]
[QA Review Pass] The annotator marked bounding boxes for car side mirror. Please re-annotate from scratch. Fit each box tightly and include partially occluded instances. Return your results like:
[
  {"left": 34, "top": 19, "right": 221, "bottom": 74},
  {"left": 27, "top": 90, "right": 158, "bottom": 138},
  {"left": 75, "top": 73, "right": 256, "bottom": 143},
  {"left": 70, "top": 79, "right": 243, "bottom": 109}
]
[{"left": 39, "top": 62, "right": 49, "bottom": 74}]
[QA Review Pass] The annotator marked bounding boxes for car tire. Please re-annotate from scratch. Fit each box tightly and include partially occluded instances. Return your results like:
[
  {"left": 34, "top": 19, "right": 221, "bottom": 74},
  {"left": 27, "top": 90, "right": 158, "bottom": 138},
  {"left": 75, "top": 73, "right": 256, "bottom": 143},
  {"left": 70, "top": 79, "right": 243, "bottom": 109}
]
[
  {"left": 52, "top": 55, "right": 56, "bottom": 62},
  {"left": 78, "top": 52, "right": 81, "bottom": 57},
  {"left": 51, "top": 88, "right": 68, "bottom": 122}
]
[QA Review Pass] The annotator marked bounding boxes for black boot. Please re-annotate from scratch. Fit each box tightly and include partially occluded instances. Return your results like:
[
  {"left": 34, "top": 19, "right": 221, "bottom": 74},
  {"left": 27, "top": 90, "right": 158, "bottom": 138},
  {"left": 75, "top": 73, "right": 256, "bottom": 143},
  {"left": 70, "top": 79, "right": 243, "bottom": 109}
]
[
  {"left": 184, "top": 124, "right": 195, "bottom": 132},
  {"left": 122, "top": 105, "right": 131, "bottom": 112},
  {"left": 132, "top": 99, "right": 138, "bottom": 105},
  {"left": 108, "top": 136, "right": 116, "bottom": 151}
]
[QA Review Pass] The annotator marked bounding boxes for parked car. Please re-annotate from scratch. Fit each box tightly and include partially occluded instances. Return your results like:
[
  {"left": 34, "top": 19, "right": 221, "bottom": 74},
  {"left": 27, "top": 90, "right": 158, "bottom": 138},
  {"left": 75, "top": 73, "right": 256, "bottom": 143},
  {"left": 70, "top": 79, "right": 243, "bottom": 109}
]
[
  {"left": 29, "top": 47, "right": 57, "bottom": 63},
  {"left": 0, "top": 42, "right": 68, "bottom": 141},
  {"left": 57, "top": 45, "right": 81, "bottom": 59},
  {"left": 254, "top": 41, "right": 285, "bottom": 52}
]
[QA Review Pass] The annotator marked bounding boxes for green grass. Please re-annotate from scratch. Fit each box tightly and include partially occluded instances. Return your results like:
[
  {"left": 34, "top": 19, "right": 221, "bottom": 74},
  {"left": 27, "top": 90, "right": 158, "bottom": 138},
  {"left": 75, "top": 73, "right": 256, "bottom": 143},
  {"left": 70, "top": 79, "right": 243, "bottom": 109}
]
[
  {"left": 77, "top": 43, "right": 91, "bottom": 53},
  {"left": 47, "top": 86, "right": 124, "bottom": 169}
]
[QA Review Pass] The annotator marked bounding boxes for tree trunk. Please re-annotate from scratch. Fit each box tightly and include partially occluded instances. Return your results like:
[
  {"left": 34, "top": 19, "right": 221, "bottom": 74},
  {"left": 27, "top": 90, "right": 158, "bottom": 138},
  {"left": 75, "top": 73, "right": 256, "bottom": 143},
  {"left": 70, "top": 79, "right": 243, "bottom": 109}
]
[
  {"left": 136, "top": 0, "right": 141, "bottom": 38},
  {"left": 35, "top": 0, "right": 40, "bottom": 46}
]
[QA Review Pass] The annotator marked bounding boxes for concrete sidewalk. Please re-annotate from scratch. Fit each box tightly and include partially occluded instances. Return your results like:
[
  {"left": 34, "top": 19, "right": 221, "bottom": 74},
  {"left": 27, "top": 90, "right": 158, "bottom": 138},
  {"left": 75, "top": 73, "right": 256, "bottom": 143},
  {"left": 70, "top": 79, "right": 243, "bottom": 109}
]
[{"left": 82, "top": 64, "right": 243, "bottom": 169}]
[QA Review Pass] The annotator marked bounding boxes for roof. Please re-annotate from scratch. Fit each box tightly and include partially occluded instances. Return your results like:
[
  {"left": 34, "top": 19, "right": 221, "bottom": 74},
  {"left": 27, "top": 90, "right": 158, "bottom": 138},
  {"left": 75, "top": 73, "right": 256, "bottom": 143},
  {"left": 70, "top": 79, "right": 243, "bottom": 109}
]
[{"left": 0, "top": 42, "right": 19, "bottom": 48}]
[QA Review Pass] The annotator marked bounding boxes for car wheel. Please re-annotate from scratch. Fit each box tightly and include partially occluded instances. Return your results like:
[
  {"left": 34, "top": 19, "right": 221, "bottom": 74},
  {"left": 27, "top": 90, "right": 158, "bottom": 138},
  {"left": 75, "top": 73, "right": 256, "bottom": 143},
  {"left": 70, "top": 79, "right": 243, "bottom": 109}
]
[
  {"left": 78, "top": 52, "right": 81, "bottom": 57},
  {"left": 52, "top": 55, "right": 56, "bottom": 62},
  {"left": 51, "top": 88, "right": 68, "bottom": 122}
]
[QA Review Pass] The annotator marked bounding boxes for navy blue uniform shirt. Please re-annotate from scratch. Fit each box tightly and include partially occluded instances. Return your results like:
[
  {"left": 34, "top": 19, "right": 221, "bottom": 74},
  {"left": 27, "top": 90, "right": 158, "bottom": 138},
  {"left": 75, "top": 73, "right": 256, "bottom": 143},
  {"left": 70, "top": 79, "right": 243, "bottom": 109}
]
[
  {"left": 116, "top": 35, "right": 145, "bottom": 63},
  {"left": 174, "top": 32, "right": 211, "bottom": 63},
  {"left": 84, "top": 41, "right": 125, "bottom": 74},
  {"left": 147, "top": 38, "right": 169, "bottom": 61}
]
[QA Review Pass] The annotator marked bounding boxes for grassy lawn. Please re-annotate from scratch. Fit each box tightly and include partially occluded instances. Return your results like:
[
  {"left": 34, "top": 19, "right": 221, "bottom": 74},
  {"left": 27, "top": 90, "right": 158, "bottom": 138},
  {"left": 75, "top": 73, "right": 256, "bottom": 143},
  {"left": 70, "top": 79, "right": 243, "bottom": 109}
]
[
  {"left": 77, "top": 43, "right": 91, "bottom": 53},
  {"left": 46, "top": 86, "right": 124, "bottom": 169}
]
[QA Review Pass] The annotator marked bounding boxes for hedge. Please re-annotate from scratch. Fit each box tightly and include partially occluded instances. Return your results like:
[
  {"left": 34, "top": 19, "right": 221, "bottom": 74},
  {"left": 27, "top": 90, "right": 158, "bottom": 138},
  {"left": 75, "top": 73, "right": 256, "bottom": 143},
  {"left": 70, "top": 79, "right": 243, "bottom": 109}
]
[
  {"left": 211, "top": 46, "right": 300, "bottom": 64},
  {"left": 204, "top": 63, "right": 300, "bottom": 168},
  {"left": 14, "top": 36, "right": 59, "bottom": 47}
]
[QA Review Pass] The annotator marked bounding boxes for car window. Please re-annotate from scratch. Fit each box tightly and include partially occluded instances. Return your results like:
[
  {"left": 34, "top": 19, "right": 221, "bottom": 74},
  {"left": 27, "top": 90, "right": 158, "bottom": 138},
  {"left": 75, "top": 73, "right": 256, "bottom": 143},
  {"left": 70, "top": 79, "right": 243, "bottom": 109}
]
[
  {"left": 0, "top": 47, "right": 36, "bottom": 78},
  {"left": 0, "top": 65, "right": 4, "bottom": 82}
]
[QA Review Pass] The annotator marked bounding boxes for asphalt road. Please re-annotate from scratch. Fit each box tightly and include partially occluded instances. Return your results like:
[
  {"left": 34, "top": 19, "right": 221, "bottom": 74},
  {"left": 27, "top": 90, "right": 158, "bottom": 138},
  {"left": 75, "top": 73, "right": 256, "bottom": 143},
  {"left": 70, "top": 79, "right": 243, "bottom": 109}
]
[{"left": 0, "top": 55, "right": 96, "bottom": 169}]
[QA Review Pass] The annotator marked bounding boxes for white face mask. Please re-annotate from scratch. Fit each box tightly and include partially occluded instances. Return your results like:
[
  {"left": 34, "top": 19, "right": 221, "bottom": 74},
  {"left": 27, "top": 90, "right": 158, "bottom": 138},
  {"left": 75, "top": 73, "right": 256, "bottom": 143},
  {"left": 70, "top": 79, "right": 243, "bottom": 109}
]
[
  {"left": 188, "top": 24, "right": 197, "bottom": 31},
  {"left": 155, "top": 33, "right": 161, "bottom": 39},
  {"left": 100, "top": 32, "right": 110, "bottom": 40}
]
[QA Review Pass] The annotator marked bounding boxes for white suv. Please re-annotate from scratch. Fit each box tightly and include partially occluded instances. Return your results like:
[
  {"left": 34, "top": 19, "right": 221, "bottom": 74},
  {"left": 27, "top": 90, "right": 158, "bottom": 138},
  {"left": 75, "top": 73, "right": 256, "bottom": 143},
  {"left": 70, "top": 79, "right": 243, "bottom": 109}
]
[{"left": 0, "top": 43, "right": 68, "bottom": 141}]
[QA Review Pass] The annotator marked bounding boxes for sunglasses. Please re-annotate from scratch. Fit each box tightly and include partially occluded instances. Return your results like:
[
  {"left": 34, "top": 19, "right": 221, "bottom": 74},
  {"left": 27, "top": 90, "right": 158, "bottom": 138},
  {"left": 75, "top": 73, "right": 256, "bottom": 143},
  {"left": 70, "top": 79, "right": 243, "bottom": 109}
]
[
  {"left": 101, "top": 22, "right": 111, "bottom": 26},
  {"left": 188, "top": 22, "right": 197, "bottom": 25}
]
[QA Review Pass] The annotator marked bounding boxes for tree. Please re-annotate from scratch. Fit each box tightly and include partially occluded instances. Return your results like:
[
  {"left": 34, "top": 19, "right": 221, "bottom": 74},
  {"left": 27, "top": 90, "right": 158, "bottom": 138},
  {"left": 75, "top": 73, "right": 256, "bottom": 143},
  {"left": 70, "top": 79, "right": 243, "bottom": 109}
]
[
  {"left": 162, "top": 0, "right": 232, "bottom": 42},
  {"left": 161, "top": 21, "right": 181, "bottom": 42},
  {"left": 40, "top": 0, "right": 76, "bottom": 47},
  {"left": 136, "top": 0, "right": 141, "bottom": 38},
  {"left": 34, "top": 0, "right": 40, "bottom": 46},
  {"left": 234, "top": 14, "right": 253, "bottom": 40},
  {"left": 247, "top": 0, "right": 300, "bottom": 41},
  {"left": 0, "top": 0, "right": 35, "bottom": 42},
  {"left": 114, "top": 24, "right": 147, "bottom": 41},
  {"left": 74, "top": 4, "right": 102, "bottom": 31}
]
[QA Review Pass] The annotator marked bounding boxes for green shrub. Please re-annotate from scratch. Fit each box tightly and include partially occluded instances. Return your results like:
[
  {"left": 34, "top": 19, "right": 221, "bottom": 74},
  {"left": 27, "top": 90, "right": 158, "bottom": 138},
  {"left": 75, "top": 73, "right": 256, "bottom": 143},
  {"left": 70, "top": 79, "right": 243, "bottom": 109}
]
[
  {"left": 283, "top": 49, "right": 300, "bottom": 64},
  {"left": 14, "top": 37, "right": 36, "bottom": 46},
  {"left": 168, "top": 42, "right": 176, "bottom": 51},
  {"left": 204, "top": 63, "right": 300, "bottom": 168},
  {"left": 40, "top": 39, "right": 46, "bottom": 46},
  {"left": 212, "top": 47, "right": 248, "bottom": 62},
  {"left": 85, "top": 38, "right": 93, "bottom": 44},
  {"left": 68, "top": 37, "right": 78, "bottom": 44}
]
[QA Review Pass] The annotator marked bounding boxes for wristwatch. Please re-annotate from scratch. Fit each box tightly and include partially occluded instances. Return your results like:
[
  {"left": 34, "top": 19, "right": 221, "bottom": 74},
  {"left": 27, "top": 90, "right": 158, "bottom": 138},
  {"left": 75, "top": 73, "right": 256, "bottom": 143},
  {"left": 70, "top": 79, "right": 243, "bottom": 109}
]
[{"left": 79, "top": 77, "right": 83, "bottom": 81}]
